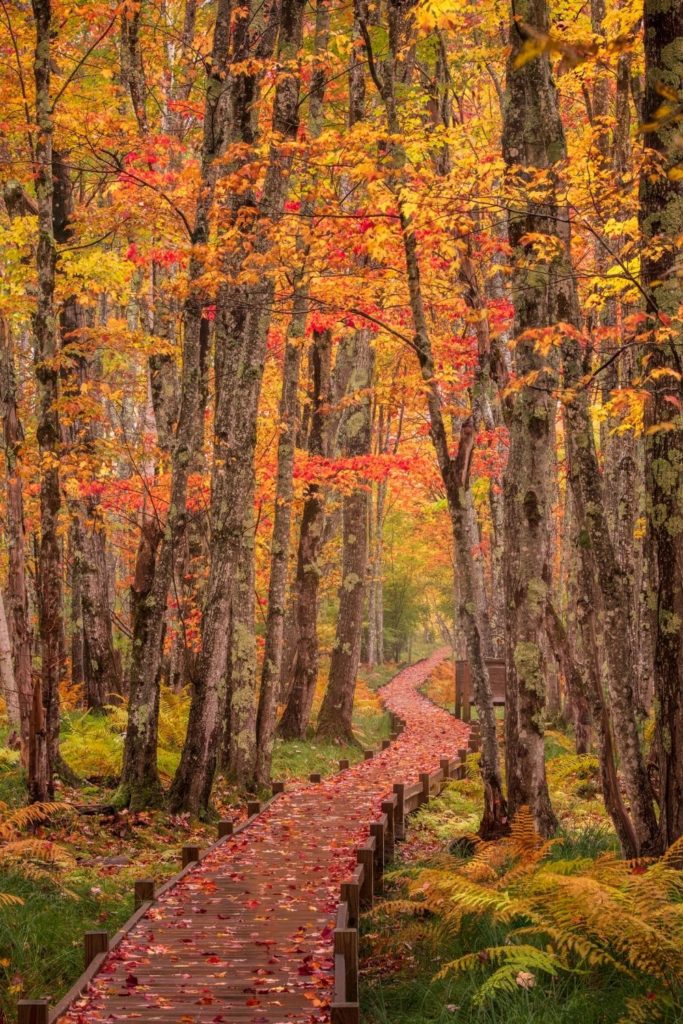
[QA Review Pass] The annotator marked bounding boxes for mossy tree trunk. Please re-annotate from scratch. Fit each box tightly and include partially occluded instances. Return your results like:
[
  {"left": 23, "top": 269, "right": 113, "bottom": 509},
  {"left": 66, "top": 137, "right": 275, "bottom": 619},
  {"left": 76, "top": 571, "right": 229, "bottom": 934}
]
[
  {"left": 278, "top": 330, "right": 332, "bottom": 740},
  {"left": 640, "top": 0, "right": 683, "bottom": 850},
  {"left": 0, "top": 320, "right": 32, "bottom": 761},
  {"left": 500, "top": 0, "right": 559, "bottom": 837},
  {"left": 30, "top": 0, "right": 60, "bottom": 802},
  {"left": 255, "top": 0, "right": 330, "bottom": 783},
  {"left": 317, "top": 332, "right": 373, "bottom": 741},
  {"left": 169, "top": 0, "right": 306, "bottom": 813},
  {"left": 504, "top": 0, "right": 659, "bottom": 853}
]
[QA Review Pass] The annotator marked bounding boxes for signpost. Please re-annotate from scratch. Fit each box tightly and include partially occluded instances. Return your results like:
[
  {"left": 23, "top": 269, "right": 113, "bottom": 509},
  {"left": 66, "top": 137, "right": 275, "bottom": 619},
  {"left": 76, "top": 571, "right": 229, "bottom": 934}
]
[{"left": 454, "top": 659, "right": 506, "bottom": 721}]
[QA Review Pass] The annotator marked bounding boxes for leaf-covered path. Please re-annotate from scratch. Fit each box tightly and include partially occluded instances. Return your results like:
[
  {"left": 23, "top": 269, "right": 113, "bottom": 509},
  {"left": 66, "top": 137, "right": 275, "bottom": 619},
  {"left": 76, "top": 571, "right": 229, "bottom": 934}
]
[{"left": 62, "top": 650, "right": 467, "bottom": 1023}]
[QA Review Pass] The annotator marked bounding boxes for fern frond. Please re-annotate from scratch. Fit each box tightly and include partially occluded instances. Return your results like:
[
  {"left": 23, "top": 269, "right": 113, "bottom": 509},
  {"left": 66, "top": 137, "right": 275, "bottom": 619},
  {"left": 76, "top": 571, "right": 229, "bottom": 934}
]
[{"left": 0, "top": 891, "right": 23, "bottom": 907}]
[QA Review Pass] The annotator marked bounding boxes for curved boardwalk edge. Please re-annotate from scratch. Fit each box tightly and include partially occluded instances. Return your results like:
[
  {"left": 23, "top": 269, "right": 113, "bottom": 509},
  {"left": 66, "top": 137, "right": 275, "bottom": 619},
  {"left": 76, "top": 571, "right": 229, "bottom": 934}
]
[{"left": 19, "top": 650, "right": 472, "bottom": 1024}]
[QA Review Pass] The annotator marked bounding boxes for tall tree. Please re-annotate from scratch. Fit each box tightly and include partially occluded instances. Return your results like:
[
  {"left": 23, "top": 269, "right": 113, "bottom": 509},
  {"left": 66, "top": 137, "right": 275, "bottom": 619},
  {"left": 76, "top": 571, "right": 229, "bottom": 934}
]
[
  {"left": 117, "top": 0, "right": 233, "bottom": 808},
  {"left": 501, "top": 0, "right": 558, "bottom": 837},
  {"left": 359, "top": 0, "right": 508, "bottom": 838},
  {"left": 255, "top": 0, "right": 330, "bottom": 784},
  {"left": 30, "top": 0, "right": 60, "bottom": 802},
  {"left": 169, "top": 0, "right": 307, "bottom": 811},
  {"left": 640, "top": 0, "right": 683, "bottom": 849},
  {"left": 316, "top": 331, "right": 374, "bottom": 741}
]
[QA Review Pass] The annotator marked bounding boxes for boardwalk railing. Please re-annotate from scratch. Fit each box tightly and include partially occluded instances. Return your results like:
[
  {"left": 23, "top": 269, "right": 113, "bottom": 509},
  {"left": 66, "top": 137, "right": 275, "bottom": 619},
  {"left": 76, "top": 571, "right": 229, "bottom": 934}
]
[
  {"left": 330, "top": 710, "right": 479, "bottom": 1024},
  {"left": 17, "top": 788, "right": 285, "bottom": 1024},
  {"left": 18, "top": 706, "right": 477, "bottom": 1024}
]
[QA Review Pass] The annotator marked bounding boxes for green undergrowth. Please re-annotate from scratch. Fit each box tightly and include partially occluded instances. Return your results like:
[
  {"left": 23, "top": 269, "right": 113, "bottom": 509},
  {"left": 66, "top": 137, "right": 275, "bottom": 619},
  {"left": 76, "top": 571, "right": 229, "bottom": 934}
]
[{"left": 361, "top": 738, "right": 680, "bottom": 1024}]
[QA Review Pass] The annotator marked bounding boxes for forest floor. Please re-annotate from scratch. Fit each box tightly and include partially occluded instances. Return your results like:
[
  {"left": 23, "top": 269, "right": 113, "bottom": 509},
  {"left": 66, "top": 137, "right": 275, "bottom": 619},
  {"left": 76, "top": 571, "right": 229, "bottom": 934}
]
[
  {"left": 0, "top": 661, "right": 393, "bottom": 1020},
  {"left": 361, "top": 660, "right": 682, "bottom": 1024}
]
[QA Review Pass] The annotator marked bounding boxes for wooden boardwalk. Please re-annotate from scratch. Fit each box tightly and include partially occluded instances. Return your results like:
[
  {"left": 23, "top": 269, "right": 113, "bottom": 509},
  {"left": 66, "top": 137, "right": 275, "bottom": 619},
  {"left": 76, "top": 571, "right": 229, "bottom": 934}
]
[{"left": 47, "top": 651, "right": 468, "bottom": 1024}]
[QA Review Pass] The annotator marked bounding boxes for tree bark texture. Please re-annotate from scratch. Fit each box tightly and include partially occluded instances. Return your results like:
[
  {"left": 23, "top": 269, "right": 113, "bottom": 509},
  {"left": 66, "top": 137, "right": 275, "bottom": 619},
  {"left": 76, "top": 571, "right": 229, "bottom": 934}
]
[
  {"left": 317, "top": 332, "right": 373, "bottom": 741},
  {"left": 640, "top": 0, "right": 683, "bottom": 850}
]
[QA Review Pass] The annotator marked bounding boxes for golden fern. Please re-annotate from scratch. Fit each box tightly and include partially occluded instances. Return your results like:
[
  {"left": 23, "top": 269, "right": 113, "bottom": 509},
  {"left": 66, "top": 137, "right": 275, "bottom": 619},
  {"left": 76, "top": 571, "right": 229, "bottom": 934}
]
[
  {"left": 0, "top": 800, "right": 74, "bottom": 902},
  {"left": 402, "top": 803, "right": 683, "bottom": 1012}
]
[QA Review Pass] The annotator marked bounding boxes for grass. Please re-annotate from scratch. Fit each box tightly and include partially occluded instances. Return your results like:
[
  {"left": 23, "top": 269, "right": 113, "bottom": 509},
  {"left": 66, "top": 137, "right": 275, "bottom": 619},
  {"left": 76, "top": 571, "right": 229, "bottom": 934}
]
[{"left": 0, "top": 661, "right": 399, "bottom": 1020}]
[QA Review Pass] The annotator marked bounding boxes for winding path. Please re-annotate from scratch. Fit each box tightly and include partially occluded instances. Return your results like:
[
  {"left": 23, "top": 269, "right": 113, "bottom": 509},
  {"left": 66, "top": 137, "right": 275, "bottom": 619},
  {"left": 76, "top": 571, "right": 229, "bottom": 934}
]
[{"left": 61, "top": 649, "right": 467, "bottom": 1024}]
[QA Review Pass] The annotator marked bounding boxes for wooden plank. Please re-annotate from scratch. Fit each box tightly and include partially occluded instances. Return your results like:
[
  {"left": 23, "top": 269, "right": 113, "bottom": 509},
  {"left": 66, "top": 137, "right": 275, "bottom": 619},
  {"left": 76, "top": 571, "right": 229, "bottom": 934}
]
[
  {"left": 331, "top": 1001, "right": 360, "bottom": 1024},
  {"left": 381, "top": 799, "right": 395, "bottom": 859}
]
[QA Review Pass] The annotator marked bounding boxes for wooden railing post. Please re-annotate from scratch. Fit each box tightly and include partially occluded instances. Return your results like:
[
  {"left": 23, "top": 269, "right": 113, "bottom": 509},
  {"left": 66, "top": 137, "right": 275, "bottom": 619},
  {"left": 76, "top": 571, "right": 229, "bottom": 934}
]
[
  {"left": 381, "top": 799, "right": 396, "bottom": 859},
  {"left": 134, "top": 879, "right": 154, "bottom": 909},
  {"left": 272, "top": 780, "right": 285, "bottom": 794},
  {"left": 247, "top": 800, "right": 261, "bottom": 817},
  {"left": 309, "top": 772, "right": 322, "bottom": 782},
  {"left": 181, "top": 844, "right": 200, "bottom": 867},
  {"left": 339, "top": 758, "right": 350, "bottom": 771},
  {"left": 218, "top": 819, "right": 234, "bottom": 838},
  {"left": 440, "top": 757, "right": 451, "bottom": 781},
  {"left": 341, "top": 879, "right": 360, "bottom": 929},
  {"left": 335, "top": 927, "right": 359, "bottom": 1002},
  {"left": 419, "top": 772, "right": 430, "bottom": 805},
  {"left": 84, "top": 931, "right": 108, "bottom": 968},
  {"left": 356, "top": 842, "right": 374, "bottom": 908},
  {"left": 363, "top": 750, "right": 373, "bottom": 761},
  {"left": 381, "top": 739, "right": 391, "bottom": 750},
  {"left": 393, "top": 782, "right": 406, "bottom": 839},
  {"left": 18, "top": 1002, "right": 49, "bottom": 1024},
  {"left": 369, "top": 821, "right": 385, "bottom": 894}
]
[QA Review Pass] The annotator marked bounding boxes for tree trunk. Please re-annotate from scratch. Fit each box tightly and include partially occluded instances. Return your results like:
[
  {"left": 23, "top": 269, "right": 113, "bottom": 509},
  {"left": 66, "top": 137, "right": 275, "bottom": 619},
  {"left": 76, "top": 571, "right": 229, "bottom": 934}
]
[
  {"left": 30, "top": 0, "right": 60, "bottom": 802},
  {"left": 0, "top": 321, "right": 32, "bottom": 762},
  {"left": 640, "top": 0, "right": 683, "bottom": 850},
  {"left": 169, "top": 0, "right": 306, "bottom": 814},
  {"left": 225, "top": 495, "right": 258, "bottom": 788},
  {"left": 255, "top": 0, "right": 330, "bottom": 783},
  {"left": 499, "top": 0, "right": 562, "bottom": 836},
  {"left": 72, "top": 511, "right": 121, "bottom": 709},
  {"left": 317, "top": 332, "right": 373, "bottom": 741},
  {"left": 118, "top": 0, "right": 233, "bottom": 809},
  {"left": 278, "top": 330, "right": 332, "bottom": 739},
  {"left": 358, "top": 1, "right": 508, "bottom": 837}
]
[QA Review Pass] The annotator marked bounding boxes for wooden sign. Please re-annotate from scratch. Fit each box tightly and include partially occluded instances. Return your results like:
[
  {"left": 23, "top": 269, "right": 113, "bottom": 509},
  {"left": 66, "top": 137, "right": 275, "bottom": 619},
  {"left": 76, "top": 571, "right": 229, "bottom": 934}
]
[{"left": 455, "top": 659, "right": 506, "bottom": 721}]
